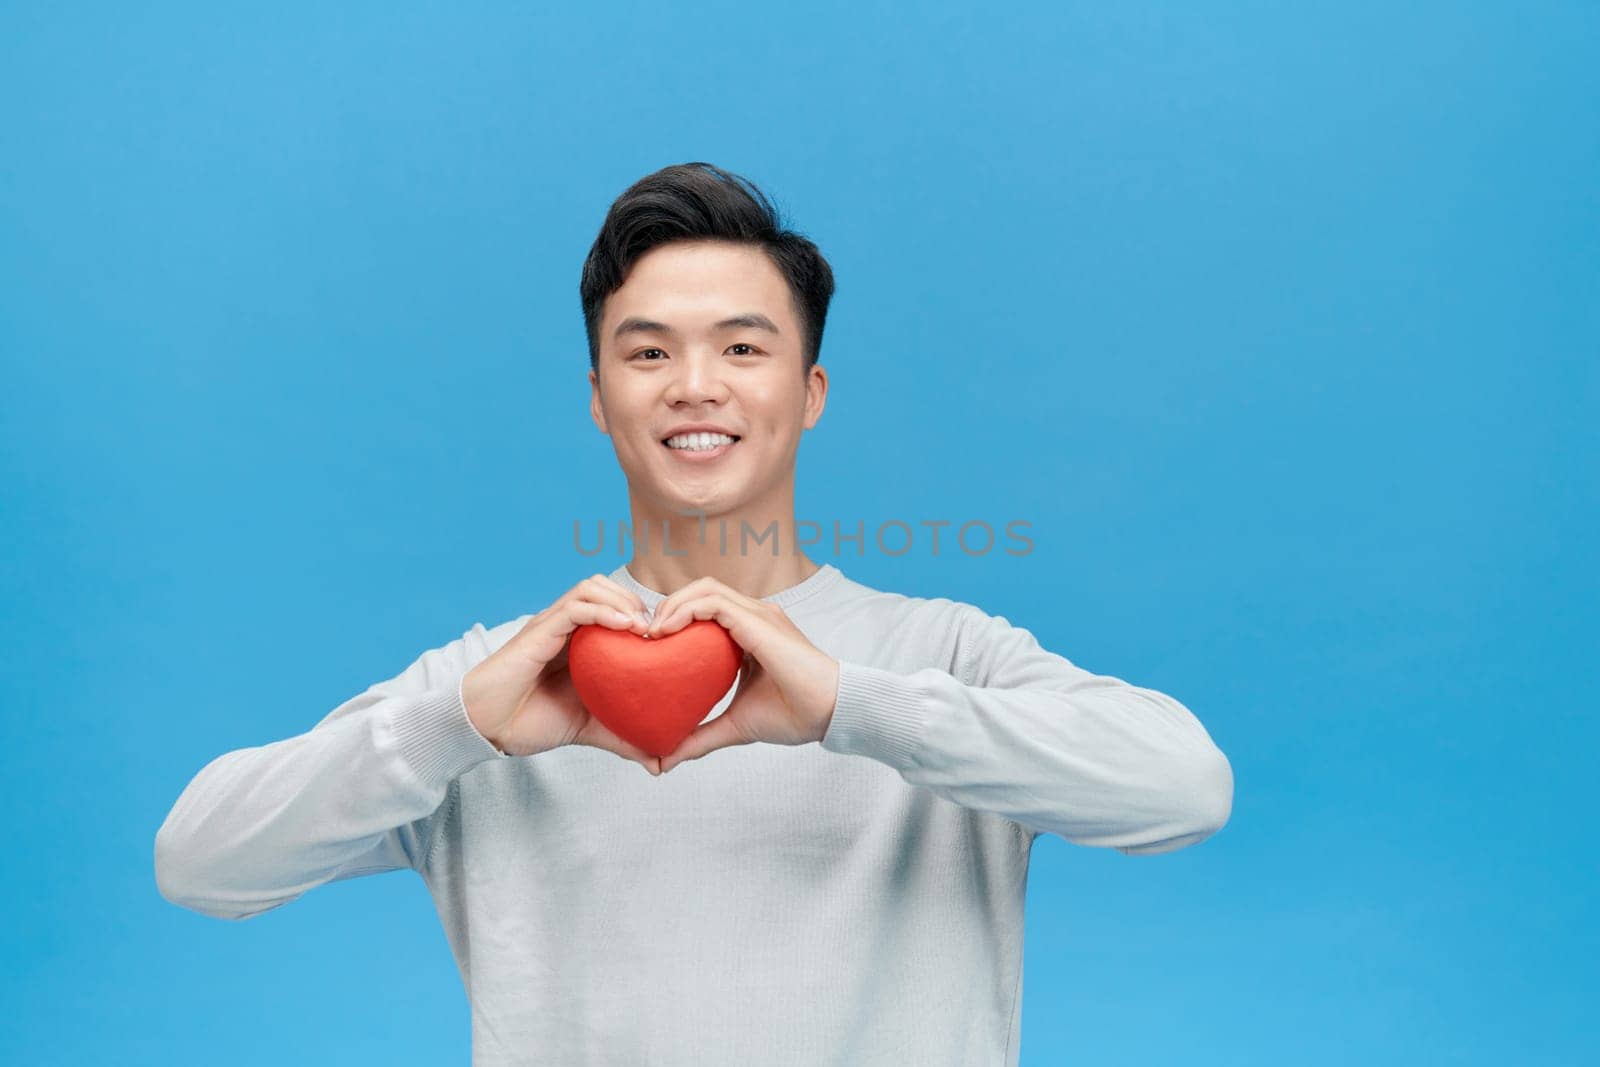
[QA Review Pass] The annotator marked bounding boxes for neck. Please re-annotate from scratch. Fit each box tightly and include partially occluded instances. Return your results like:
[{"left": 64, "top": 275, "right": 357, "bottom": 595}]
[{"left": 621, "top": 487, "right": 820, "bottom": 599}]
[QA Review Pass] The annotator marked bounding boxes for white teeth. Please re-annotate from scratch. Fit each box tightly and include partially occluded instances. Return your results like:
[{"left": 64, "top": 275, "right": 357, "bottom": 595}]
[{"left": 665, "top": 432, "right": 737, "bottom": 451}]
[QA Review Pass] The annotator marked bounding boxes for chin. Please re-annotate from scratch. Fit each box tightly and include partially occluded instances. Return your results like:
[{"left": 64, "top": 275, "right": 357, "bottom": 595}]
[
  {"left": 631, "top": 477, "right": 729, "bottom": 513},
  {"left": 664, "top": 492, "right": 743, "bottom": 519}
]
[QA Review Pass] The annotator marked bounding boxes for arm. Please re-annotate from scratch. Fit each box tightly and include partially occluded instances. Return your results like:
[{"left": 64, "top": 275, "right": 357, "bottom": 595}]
[
  {"left": 819, "top": 604, "right": 1233, "bottom": 855},
  {"left": 153, "top": 624, "right": 509, "bottom": 920}
]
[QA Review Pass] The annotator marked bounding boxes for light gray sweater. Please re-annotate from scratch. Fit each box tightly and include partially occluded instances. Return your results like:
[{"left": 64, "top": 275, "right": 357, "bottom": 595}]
[{"left": 155, "top": 562, "right": 1233, "bottom": 1065}]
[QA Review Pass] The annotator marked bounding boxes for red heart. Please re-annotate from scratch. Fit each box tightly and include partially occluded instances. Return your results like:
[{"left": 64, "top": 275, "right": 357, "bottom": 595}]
[{"left": 567, "top": 619, "right": 744, "bottom": 758}]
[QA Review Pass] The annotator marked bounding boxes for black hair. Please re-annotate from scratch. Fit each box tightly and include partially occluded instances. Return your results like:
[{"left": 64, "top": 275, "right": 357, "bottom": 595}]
[{"left": 579, "top": 162, "right": 835, "bottom": 376}]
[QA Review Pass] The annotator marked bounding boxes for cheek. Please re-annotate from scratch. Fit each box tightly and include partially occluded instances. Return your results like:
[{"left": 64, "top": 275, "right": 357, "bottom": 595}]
[{"left": 746, "top": 389, "right": 804, "bottom": 434}]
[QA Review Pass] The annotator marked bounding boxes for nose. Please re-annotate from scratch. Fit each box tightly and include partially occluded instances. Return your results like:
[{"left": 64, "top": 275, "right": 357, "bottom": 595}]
[{"left": 662, "top": 347, "right": 730, "bottom": 407}]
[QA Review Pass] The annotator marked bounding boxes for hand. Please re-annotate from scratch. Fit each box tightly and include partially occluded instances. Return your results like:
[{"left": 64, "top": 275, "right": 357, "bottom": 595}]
[
  {"left": 461, "top": 574, "right": 662, "bottom": 773},
  {"left": 646, "top": 575, "right": 841, "bottom": 774}
]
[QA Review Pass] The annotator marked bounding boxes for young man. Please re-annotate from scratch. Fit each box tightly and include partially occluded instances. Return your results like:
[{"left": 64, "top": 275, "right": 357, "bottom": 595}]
[{"left": 155, "top": 162, "right": 1234, "bottom": 1066}]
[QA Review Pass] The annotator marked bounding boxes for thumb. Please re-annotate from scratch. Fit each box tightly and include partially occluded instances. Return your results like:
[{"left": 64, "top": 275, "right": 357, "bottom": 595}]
[
  {"left": 574, "top": 715, "right": 663, "bottom": 776},
  {"left": 659, "top": 710, "right": 750, "bottom": 773},
  {"left": 660, "top": 660, "right": 755, "bottom": 773}
]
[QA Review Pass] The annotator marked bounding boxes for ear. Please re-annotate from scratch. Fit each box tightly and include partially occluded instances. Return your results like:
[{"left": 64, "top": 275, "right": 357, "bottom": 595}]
[
  {"left": 589, "top": 369, "right": 609, "bottom": 434},
  {"left": 802, "top": 364, "right": 828, "bottom": 430}
]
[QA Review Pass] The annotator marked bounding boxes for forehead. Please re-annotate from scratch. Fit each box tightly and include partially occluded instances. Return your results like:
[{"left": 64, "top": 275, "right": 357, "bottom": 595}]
[{"left": 602, "top": 240, "right": 794, "bottom": 337}]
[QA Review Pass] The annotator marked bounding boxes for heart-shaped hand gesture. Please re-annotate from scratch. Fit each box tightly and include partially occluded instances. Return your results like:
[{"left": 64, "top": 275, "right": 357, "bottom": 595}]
[{"left": 646, "top": 575, "right": 840, "bottom": 773}]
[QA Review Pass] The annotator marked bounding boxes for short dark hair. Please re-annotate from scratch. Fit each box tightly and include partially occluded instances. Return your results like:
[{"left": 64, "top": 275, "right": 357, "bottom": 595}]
[{"left": 580, "top": 162, "right": 835, "bottom": 376}]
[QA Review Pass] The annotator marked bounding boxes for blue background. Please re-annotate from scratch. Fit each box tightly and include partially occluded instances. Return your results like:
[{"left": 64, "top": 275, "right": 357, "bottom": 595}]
[{"left": 3, "top": 2, "right": 1595, "bottom": 1063}]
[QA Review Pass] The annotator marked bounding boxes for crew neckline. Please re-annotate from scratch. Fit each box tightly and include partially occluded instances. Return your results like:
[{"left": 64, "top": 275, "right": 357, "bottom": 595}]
[{"left": 612, "top": 561, "right": 843, "bottom": 612}]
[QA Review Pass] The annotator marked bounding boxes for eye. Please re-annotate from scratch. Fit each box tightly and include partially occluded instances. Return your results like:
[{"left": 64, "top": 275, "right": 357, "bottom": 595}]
[
  {"left": 729, "top": 343, "right": 762, "bottom": 356},
  {"left": 631, "top": 348, "right": 666, "bottom": 362}
]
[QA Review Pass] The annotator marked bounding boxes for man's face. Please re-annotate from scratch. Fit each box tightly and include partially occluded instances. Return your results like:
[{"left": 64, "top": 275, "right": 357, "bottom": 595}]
[{"left": 589, "top": 239, "right": 827, "bottom": 523}]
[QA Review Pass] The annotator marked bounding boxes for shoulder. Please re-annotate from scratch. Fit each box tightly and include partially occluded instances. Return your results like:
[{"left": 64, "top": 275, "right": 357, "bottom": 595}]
[
  {"left": 834, "top": 571, "right": 1005, "bottom": 629},
  {"left": 822, "top": 572, "right": 1011, "bottom": 679},
  {"left": 825, "top": 570, "right": 975, "bottom": 626}
]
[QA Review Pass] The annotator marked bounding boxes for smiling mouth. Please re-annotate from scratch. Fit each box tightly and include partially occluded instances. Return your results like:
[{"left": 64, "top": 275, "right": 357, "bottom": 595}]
[{"left": 660, "top": 434, "right": 742, "bottom": 451}]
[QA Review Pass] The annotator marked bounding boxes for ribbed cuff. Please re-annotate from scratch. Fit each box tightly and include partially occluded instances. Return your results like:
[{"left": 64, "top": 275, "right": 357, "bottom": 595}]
[
  {"left": 818, "top": 660, "right": 927, "bottom": 771},
  {"left": 386, "top": 677, "right": 509, "bottom": 791}
]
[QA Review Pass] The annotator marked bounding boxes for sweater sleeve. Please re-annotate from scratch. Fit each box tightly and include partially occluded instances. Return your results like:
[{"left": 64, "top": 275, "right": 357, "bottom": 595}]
[
  {"left": 818, "top": 604, "right": 1233, "bottom": 856},
  {"left": 153, "top": 624, "right": 510, "bottom": 920}
]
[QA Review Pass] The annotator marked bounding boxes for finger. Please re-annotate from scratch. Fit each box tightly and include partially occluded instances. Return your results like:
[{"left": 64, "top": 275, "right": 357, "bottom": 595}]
[
  {"left": 573, "top": 576, "right": 651, "bottom": 631},
  {"left": 547, "top": 577, "right": 650, "bottom": 637},
  {"left": 519, "top": 599, "right": 647, "bottom": 665},
  {"left": 650, "top": 592, "right": 760, "bottom": 653},
  {"left": 578, "top": 573, "right": 649, "bottom": 617},
  {"left": 557, "top": 599, "right": 647, "bottom": 645},
  {"left": 648, "top": 575, "right": 742, "bottom": 636},
  {"left": 650, "top": 591, "right": 733, "bottom": 637},
  {"left": 649, "top": 572, "right": 713, "bottom": 620},
  {"left": 569, "top": 598, "right": 651, "bottom": 634},
  {"left": 517, "top": 576, "right": 647, "bottom": 654}
]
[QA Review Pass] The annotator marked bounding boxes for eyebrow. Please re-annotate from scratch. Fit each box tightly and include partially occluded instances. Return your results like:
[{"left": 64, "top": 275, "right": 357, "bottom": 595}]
[{"left": 611, "top": 313, "right": 782, "bottom": 341}]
